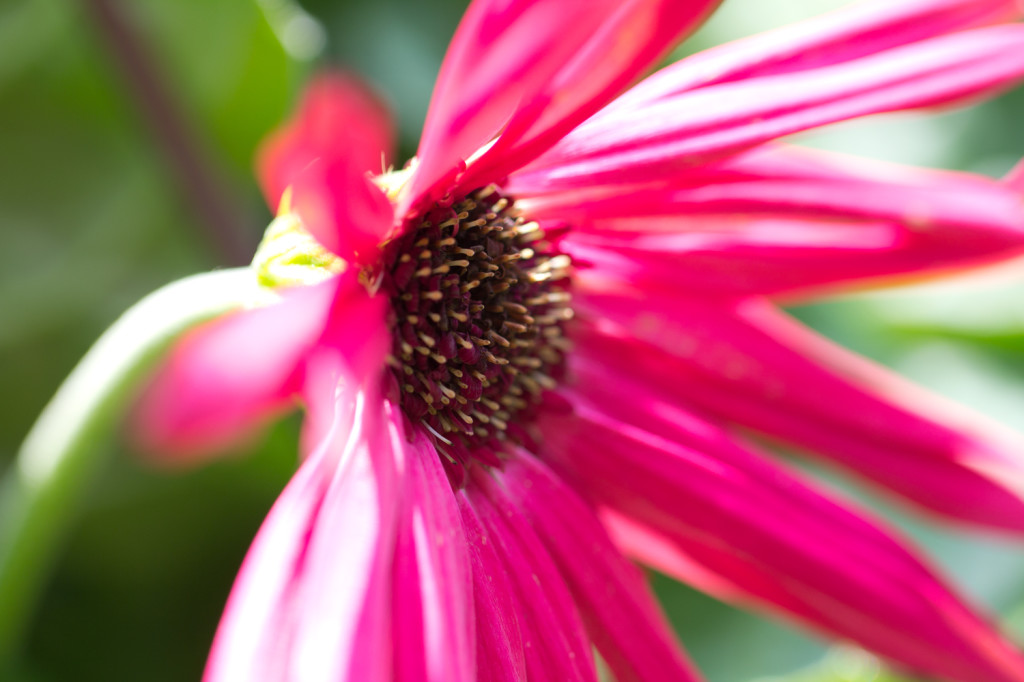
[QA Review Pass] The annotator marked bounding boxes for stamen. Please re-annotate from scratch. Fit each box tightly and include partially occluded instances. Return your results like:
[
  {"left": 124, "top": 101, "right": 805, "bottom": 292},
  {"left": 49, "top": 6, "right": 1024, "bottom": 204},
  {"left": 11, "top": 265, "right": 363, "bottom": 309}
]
[{"left": 384, "top": 187, "right": 572, "bottom": 453}]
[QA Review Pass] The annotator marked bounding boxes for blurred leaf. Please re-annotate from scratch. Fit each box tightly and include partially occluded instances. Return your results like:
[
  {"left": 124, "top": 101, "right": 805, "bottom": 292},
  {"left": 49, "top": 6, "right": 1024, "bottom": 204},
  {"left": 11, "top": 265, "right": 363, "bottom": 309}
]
[{"left": 753, "top": 647, "right": 918, "bottom": 682}]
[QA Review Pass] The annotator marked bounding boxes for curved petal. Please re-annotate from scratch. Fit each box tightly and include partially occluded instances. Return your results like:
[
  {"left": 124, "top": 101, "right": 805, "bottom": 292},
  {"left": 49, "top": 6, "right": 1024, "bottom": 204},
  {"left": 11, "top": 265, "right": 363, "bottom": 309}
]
[
  {"left": 257, "top": 72, "right": 394, "bottom": 211},
  {"left": 522, "top": 25, "right": 1024, "bottom": 185},
  {"left": 132, "top": 277, "right": 336, "bottom": 460},
  {"left": 536, "top": 382, "right": 1024, "bottom": 682},
  {"left": 465, "top": 468, "right": 598, "bottom": 682},
  {"left": 569, "top": 290, "right": 1024, "bottom": 534},
  {"left": 405, "top": 0, "right": 718, "bottom": 213},
  {"left": 499, "top": 450, "right": 704, "bottom": 682}
]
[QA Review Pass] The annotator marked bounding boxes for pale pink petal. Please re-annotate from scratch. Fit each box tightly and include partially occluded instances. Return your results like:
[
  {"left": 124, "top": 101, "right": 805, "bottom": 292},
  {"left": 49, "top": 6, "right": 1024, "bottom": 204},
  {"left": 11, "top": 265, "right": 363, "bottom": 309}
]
[
  {"left": 132, "top": 278, "right": 336, "bottom": 460},
  {"left": 570, "top": 290, "right": 1024, "bottom": 533},
  {"left": 1007, "top": 158, "right": 1024, "bottom": 193},
  {"left": 523, "top": 25, "right": 1024, "bottom": 185},
  {"left": 205, "top": 389, "right": 401, "bottom": 682},
  {"left": 499, "top": 449, "right": 704, "bottom": 682},
  {"left": 405, "top": 0, "right": 718, "bottom": 212},
  {"left": 617, "top": 0, "right": 1021, "bottom": 108},
  {"left": 457, "top": 491, "right": 528, "bottom": 682},
  {"left": 203, "top": 432, "right": 336, "bottom": 682},
  {"left": 392, "top": 425, "right": 475, "bottom": 682},
  {"left": 536, "top": 388, "right": 1024, "bottom": 682},
  {"left": 257, "top": 72, "right": 394, "bottom": 211},
  {"left": 466, "top": 468, "right": 598, "bottom": 682}
]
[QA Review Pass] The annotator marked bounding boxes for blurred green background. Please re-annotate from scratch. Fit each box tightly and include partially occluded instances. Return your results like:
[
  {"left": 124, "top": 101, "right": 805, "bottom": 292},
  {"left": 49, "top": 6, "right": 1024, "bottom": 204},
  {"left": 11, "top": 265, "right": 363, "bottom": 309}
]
[{"left": 3, "top": 0, "right": 1024, "bottom": 680}]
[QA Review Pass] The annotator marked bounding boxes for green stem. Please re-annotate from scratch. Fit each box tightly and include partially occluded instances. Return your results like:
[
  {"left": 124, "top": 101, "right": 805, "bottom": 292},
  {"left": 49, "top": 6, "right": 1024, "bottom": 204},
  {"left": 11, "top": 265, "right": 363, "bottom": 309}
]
[{"left": 0, "top": 268, "right": 261, "bottom": 664}]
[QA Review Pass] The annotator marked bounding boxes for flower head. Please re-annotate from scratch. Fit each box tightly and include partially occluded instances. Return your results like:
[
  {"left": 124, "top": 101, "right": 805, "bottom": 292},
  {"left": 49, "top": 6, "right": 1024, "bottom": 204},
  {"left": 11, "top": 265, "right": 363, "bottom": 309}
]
[{"left": 137, "top": 1, "right": 1024, "bottom": 680}]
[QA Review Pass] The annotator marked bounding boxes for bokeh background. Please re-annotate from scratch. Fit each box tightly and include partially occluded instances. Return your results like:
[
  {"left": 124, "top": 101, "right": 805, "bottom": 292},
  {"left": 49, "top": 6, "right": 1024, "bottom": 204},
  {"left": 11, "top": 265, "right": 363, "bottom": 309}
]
[{"left": 3, "top": 0, "right": 1024, "bottom": 679}]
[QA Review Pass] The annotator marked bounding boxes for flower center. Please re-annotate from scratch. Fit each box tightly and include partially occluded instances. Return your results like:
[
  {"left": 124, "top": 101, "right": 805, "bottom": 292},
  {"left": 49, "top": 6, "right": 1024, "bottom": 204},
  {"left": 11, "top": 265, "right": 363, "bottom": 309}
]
[{"left": 383, "top": 186, "right": 572, "bottom": 458}]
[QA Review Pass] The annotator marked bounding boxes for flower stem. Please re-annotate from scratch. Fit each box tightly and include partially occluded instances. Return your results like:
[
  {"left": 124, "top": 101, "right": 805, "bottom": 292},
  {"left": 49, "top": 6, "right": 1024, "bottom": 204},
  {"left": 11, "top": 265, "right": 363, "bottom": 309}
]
[
  {"left": 0, "top": 268, "right": 261, "bottom": 664},
  {"left": 83, "top": 0, "right": 256, "bottom": 265}
]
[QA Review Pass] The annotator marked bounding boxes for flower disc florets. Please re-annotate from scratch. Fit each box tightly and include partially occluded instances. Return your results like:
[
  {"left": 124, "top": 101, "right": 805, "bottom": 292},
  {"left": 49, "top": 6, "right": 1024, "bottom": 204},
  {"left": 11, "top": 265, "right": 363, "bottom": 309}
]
[{"left": 383, "top": 186, "right": 573, "bottom": 459}]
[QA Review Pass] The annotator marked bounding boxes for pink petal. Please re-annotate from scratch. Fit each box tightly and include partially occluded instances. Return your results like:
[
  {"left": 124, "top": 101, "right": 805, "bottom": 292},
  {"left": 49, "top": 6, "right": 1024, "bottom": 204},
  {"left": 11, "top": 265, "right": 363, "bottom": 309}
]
[
  {"left": 618, "top": 0, "right": 1021, "bottom": 108},
  {"left": 405, "top": 0, "right": 717, "bottom": 212},
  {"left": 570, "top": 291, "right": 1024, "bottom": 533},
  {"left": 391, "top": 425, "right": 475, "bottom": 682},
  {"left": 457, "top": 491, "right": 528, "bottom": 682},
  {"left": 297, "top": 274, "right": 390, "bottom": 459},
  {"left": 132, "top": 278, "right": 336, "bottom": 460},
  {"left": 257, "top": 72, "right": 394, "bottom": 211},
  {"left": 465, "top": 467, "right": 598, "bottom": 682},
  {"left": 499, "top": 449, "right": 704, "bottom": 682},
  {"left": 523, "top": 25, "right": 1024, "bottom": 185},
  {"left": 536, "top": 385, "right": 1024, "bottom": 682}
]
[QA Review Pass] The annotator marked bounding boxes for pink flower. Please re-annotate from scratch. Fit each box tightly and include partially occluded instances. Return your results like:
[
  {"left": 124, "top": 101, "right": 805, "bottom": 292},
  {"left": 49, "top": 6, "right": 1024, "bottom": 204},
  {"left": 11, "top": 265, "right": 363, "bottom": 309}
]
[{"left": 136, "top": 0, "right": 1024, "bottom": 680}]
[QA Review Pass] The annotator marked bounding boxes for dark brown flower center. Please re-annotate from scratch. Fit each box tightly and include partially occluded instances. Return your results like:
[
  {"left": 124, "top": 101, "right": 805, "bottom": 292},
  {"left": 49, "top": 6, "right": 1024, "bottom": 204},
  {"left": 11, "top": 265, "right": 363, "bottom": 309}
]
[{"left": 383, "top": 186, "right": 572, "bottom": 461}]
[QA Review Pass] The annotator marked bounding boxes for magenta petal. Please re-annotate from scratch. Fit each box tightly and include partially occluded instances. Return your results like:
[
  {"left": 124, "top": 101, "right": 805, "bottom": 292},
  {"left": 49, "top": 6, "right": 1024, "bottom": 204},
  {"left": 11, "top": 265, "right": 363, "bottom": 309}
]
[
  {"left": 260, "top": 73, "right": 397, "bottom": 263},
  {"left": 525, "top": 24, "right": 1024, "bottom": 184},
  {"left": 454, "top": 0, "right": 720, "bottom": 193},
  {"left": 133, "top": 278, "right": 336, "bottom": 460},
  {"left": 457, "top": 492, "right": 528, "bottom": 682},
  {"left": 551, "top": 148, "right": 1024, "bottom": 299},
  {"left": 537, "top": 388, "right": 1024, "bottom": 682},
  {"left": 406, "top": 0, "right": 718, "bottom": 211},
  {"left": 290, "top": 158, "right": 395, "bottom": 265},
  {"left": 391, "top": 425, "right": 475, "bottom": 682},
  {"left": 571, "top": 292, "right": 1024, "bottom": 533},
  {"left": 466, "top": 468, "right": 597, "bottom": 682},
  {"left": 408, "top": 0, "right": 623, "bottom": 209},
  {"left": 499, "top": 450, "right": 704, "bottom": 682},
  {"left": 541, "top": 144, "right": 1024, "bottom": 300},
  {"left": 257, "top": 72, "right": 394, "bottom": 211},
  {"left": 534, "top": 173, "right": 1024, "bottom": 230}
]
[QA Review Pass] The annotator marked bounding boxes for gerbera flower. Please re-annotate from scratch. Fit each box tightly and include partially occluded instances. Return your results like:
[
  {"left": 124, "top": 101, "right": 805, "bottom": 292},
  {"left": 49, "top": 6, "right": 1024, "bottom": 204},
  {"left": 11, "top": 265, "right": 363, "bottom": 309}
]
[{"left": 136, "top": 0, "right": 1024, "bottom": 680}]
